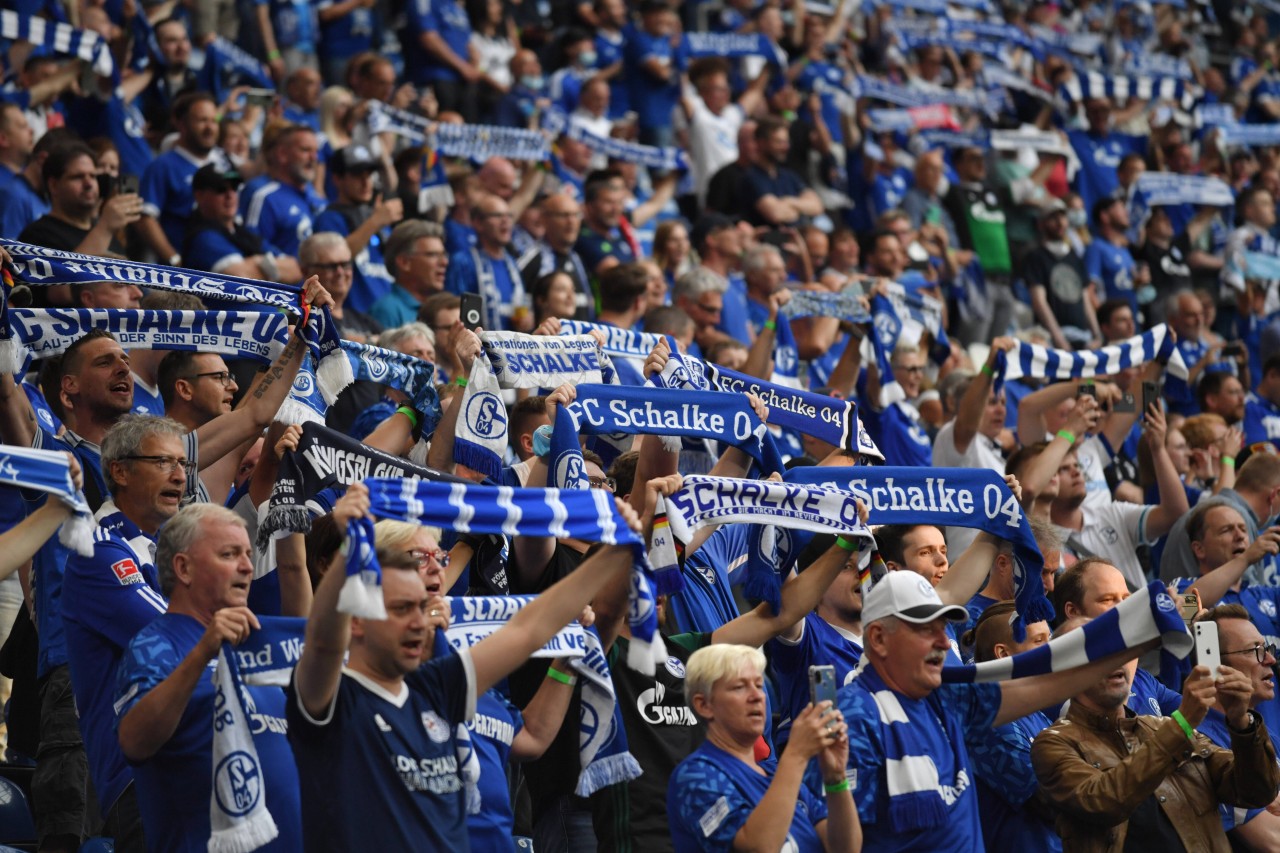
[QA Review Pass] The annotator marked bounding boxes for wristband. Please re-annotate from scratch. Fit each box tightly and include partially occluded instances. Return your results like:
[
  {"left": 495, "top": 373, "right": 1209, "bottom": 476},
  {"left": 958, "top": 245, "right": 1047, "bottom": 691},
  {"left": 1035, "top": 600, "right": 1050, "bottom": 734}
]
[
  {"left": 395, "top": 406, "right": 420, "bottom": 429},
  {"left": 546, "top": 667, "right": 576, "bottom": 686},
  {"left": 823, "top": 779, "right": 851, "bottom": 794},
  {"left": 764, "top": 319, "right": 777, "bottom": 331},
  {"left": 835, "top": 535, "right": 858, "bottom": 552},
  {"left": 268, "top": 49, "right": 282, "bottom": 61},
  {"left": 1056, "top": 429, "right": 1077, "bottom": 445},
  {"left": 1171, "top": 709, "right": 1196, "bottom": 742},
  {"left": 455, "top": 376, "right": 468, "bottom": 388},
  {"left": 980, "top": 362, "right": 994, "bottom": 377},
  {"left": 1222, "top": 455, "right": 1236, "bottom": 468}
]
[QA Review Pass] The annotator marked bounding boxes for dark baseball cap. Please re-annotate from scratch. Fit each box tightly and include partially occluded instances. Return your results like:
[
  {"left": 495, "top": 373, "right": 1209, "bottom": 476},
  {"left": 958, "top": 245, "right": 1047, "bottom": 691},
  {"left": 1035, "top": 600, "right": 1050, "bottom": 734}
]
[
  {"left": 331, "top": 144, "right": 379, "bottom": 175},
  {"left": 191, "top": 164, "right": 243, "bottom": 193}
]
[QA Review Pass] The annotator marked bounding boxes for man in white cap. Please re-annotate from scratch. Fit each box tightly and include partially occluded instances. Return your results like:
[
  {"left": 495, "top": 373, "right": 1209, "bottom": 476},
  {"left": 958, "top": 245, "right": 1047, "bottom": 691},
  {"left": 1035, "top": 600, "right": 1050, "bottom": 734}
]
[{"left": 838, "top": 571, "right": 1162, "bottom": 851}]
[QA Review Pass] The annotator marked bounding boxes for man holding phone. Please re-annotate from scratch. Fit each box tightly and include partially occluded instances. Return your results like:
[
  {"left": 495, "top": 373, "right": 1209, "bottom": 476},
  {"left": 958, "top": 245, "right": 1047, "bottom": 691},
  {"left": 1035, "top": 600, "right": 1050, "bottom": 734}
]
[{"left": 19, "top": 141, "right": 141, "bottom": 261}]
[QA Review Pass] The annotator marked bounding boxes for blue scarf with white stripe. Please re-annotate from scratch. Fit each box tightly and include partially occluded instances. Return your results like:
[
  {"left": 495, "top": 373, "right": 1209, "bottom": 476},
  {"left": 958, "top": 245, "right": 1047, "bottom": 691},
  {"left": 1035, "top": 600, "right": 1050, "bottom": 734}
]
[
  {"left": 786, "top": 466, "right": 1054, "bottom": 639},
  {"left": 1058, "top": 71, "right": 1199, "bottom": 111},
  {"left": 992, "top": 325, "right": 1189, "bottom": 388},
  {"left": 0, "top": 444, "right": 93, "bottom": 556},
  {"left": 0, "top": 11, "right": 114, "bottom": 78},
  {"left": 343, "top": 477, "right": 667, "bottom": 674}
]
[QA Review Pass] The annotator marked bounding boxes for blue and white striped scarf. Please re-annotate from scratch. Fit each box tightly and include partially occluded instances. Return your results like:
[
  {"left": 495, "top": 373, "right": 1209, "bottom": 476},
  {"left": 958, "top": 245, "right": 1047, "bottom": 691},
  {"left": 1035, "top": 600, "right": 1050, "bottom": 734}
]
[
  {"left": 0, "top": 11, "right": 114, "bottom": 78},
  {"left": 439, "top": 597, "right": 640, "bottom": 797},
  {"left": 558, "top": 320, "right": 659, "bottom": 386},
  {"left": 1058, "top": 71, "right": 1200, "bottom": 111},
  {"left": 1216, "top": 123, "right": 1280, "bottom": 148},
  {"left": 203, "top": 36, "right": 274, "bottom": 92},
  {"left": 664, "top": 475, "right": 873, "bottom": 613},
  {"left": 455, "top": 333, "right": 606, "bottom": 479},
  {"left": 869, "top": 284, "right": 950, "bottom": 406},
  {"left": 365, "top": 102, "right": 551, "bottom": 161},
  {"left": 209, "top": 643, "right": 279, "bottom": 853},
  {"left": 563, "top": 383, "right": 783, "bottom": 474},
  {"left": 1131, "top": 172, "right": 1234, "bottom": 210},
  {"left": 344, "top": 477, "right": 666, "bottom": 674},
  {"left": 993, "top": 325, "right": 1188, "bottom": 387},
  {"left": 786, "top": 466, "right": 1055, "bottom": 639},
  {"left": 851, "top": 75, "right": 1000, "bottom": 114},
  {"left": 0, "top": 444, "right": 93, "bottom": 556},
  {"left": 562, "top": 121, "right": 688, "bottom": 172},
  {"left": 941, "top": 580, "right": 1192, "bottom": 683}
]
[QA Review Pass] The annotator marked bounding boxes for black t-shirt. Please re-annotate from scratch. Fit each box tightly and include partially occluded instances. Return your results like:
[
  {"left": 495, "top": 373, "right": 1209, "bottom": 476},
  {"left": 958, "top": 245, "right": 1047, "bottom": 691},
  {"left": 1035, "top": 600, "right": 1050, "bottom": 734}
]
[
  {"left": 705, "top": 162, "right": 748, "bottom": 216},
  {"left": 590, "top": 632, "right": 711, "bottom": 853},
  {"left": 1121, "top": 794, "right": 1187, "bottom": 853},
  {"left": 20, "top": 214, "right": 125, "bottom": 255},
  {"left": 1022, "top": 244, "right": 1091, "bottom": 337},
  {"left": 508, "top": 543, "right": 588, "bottom": 813},
  {"left": 1136, "top": 238, "right": 1192, "bottom": 320}
]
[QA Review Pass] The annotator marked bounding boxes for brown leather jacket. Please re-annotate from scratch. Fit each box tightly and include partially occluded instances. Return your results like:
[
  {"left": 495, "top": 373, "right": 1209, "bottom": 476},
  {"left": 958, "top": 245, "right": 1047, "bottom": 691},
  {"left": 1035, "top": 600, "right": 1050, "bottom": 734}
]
[{"left": 1030, "top": 702, "right": 1280, "bottom": 853}]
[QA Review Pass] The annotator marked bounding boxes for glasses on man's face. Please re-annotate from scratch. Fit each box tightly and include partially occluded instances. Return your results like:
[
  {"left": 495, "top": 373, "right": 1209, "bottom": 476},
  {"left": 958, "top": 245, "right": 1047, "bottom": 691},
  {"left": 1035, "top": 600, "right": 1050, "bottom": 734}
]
[
  {"left": 695, "top": 301, "right": 722, "bottom": 316},
  {"left": 1222, "top": 642, "right": 1279, "bottom": 664},
  {"left": 311, "top": 260, "right": 354, "bottom": 274},
  {"left": 895, "top": 365, "right": 925, "bottom": 375},
  {"left": 407, "top": 250, "right": 447, "bottom": 260},
  {"left": 407, "top": 548, "right": 450, "bottom": 569},
  {"left": 588, "top": 476, "right": 617, "bottom": 492},
  {"left": 123, "top": 455, "right": 196, "bottom": 476},
  {"left": 187, "top": 371, "right": 236, "bottom": 388}
]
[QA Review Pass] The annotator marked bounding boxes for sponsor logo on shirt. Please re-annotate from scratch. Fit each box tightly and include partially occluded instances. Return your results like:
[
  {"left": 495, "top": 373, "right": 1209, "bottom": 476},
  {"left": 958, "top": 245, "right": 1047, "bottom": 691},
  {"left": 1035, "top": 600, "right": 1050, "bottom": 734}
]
[
  {"left": 112, "top": 558, "right": 143, "bottom": 585},
  {"left": 421, "top": 710, "right": 450, "bottom": 743}
]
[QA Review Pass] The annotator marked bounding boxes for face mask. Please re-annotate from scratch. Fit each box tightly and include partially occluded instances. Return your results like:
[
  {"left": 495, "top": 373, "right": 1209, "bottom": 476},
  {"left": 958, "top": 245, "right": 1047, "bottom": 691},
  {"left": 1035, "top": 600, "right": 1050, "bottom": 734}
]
[
  {"left": 520, "top": 74, "right": 544, "bottom": 91},
  {"left": 577, "top": 51, "right": 597, "bottom": 67},
  {"left": 1067, "top": 209, "right": 1087, "bottom": 228}
]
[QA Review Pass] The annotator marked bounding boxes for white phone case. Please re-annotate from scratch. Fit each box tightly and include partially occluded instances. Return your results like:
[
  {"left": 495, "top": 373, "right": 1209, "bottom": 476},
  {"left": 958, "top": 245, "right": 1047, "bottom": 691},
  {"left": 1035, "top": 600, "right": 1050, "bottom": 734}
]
[{"left": 1194, "top": 621, "right": 1221, "bottom": 680}]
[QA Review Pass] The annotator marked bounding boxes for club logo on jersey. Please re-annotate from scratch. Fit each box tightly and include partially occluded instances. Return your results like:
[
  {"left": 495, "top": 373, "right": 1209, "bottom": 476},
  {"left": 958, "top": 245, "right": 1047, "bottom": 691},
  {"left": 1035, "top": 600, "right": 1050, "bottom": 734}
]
[
  {"left": 664, "top": 657, "right": 686, "bottom": 679},
  {"left": 213, "top": 750, "right": 263, "bottom": 817},
  {"left": 421, "top": 711, "right": 450, "bottom": 744},
  {"left": 112, "top": 558, "right": 143, "bottom": 585}
]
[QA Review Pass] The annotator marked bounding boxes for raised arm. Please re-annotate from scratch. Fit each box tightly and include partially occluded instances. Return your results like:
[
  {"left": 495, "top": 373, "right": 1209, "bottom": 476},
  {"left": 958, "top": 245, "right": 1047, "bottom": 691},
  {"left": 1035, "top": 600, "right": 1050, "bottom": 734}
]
[
  {"left": 952, "top": 337, "right": 1014, "bottom": 455},
  {"left": 1191, "top": 527, "right": 1280, "bottom": 608},
  {"left": 997, "top": 638, "right": 1159, "bottom": 725},
  {"left": 470, "top": 532, "right": 635, "bottom": 697},
  {"left": 1141, "top": 404, "right": 1191, "bottom": 540},
  {"left": 292, "top": 484, "right": 370, "bottom": 719}
]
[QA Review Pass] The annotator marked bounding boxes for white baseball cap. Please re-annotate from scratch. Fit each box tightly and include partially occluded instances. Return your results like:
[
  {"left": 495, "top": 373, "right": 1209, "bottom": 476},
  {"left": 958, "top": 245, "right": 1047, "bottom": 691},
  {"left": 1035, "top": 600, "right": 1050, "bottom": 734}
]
[{"left": 863, "top": 571, "right": 969, "bottom": 626}]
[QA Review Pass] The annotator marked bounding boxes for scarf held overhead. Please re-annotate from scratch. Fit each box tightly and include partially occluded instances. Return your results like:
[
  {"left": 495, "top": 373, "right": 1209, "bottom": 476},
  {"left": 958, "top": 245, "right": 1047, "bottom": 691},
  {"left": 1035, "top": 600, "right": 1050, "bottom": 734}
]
[
  {"left": 0, "top": 444, "right": 93, "bottom": 556},
  {"left": 785, "top": 466, "right": 1054, "bottom": 639},
  {"left": 343, "top": 477, "right": 667, "bottom": 674},
  {"left": 993, "top": 325, "right": 1188, "bottom": 387}
]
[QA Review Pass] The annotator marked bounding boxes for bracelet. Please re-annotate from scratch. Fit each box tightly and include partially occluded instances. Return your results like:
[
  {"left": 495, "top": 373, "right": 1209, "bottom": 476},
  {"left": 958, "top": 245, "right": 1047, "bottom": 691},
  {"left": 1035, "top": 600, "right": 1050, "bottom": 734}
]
[
  {"left": 764, "top": 319, "right": 777, "bottom": 331},
  {"left": 980, "top": 362, "right": 994, "bottom": 377},
  {"left": 834, "top": 536, "right": 858, "bottom": 552},
  {"left": 454, "top": 376, "right": 468, "bottom": 388},
  {"left": 267, "top": 49, "right": 282, "bottom": 61},
  {"left": 823, "top": 778, "right": 851, "bottom": 794},
  {"left": 546, "top": 667, "right": 576, "bottom": 686},
  {"left": 1171, "top": 709, "right": 1196, "bottom": 742},
  {"left": 395, "top": 406, "right": 420, "bottom": 429},
  {"left": 1056, "top": 429, "right": 1077, "bottom": 445},
  {"left": 1222, "top": 455, "right": 1236, "bottom": 468}
]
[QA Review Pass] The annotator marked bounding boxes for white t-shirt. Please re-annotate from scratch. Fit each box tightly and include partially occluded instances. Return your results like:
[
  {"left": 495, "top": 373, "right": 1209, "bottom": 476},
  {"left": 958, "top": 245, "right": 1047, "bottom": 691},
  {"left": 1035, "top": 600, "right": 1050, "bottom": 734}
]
[
  {"left": 933, "top": 419, "right": 1008, "bottom": 557},
  {"left": 688, "top": 97, "right": 744, "bottom": 204},
  {"left": 1056, "top": 501, "right": 1151, "bottom": 590}
]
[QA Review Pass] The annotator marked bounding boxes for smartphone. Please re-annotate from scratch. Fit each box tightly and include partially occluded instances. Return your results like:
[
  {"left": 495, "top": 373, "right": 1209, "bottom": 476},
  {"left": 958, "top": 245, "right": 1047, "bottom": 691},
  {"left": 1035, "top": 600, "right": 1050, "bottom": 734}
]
[
  {"left": 1113, "top": 393, "right": 1136, "bottom": 414},
  {"left": 1077, "top": 382, "right": 1097, "bottom": 400},
  {"left": 1179, "top": 593, "right": 1200, "bottom": 624},
  {"left": 116, "top": 174, "right": 139, "bottom": 196},
  {"left": 809, "top": 664, "right": 836, "bottom": 709},
  {"left": 1142, "top": 380, "right": 1160, "bottom": 415},
  {"left": 1223, "top": 342, "right": 1245, "bottom": 357},
  {"left": 460, "top": 294, "right": 484, "bottom": 331},
  {"left": 244, "top": 87, "right": 276, "bottom": 109},
  {"left": 1194, "top": 620, "right": 1221, "bottom": 680}
]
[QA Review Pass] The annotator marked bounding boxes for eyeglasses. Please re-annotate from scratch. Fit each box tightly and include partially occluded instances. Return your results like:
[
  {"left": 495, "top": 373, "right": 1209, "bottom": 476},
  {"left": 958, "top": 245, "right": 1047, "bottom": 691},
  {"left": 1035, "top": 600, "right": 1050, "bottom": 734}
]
[
  {"left": 311, "top": 260, "right": 354, "bottom": 273},
  {"left": 694, "top": 302, "right": 722, "bottom": 315},
  {"left": 407, "top": 548, "right": 450, "bottom": 569},
  {"left": 1222, "top": 642, "right": 1279, "bottom": 664},
  {"left": 588, "top": 476, "right": 616, "bottom": 492},
  {"left": 895, "top": 365, "right": 925, "bottom": 374},
  {"left": 406, "top": 250, "right": 448, "bottom": 260},
  {"left": 122, "top": 455, "right": 196, "bottom": 476},
  {"left": 187, "top": 371, "right": 236, "bottom": 388}
]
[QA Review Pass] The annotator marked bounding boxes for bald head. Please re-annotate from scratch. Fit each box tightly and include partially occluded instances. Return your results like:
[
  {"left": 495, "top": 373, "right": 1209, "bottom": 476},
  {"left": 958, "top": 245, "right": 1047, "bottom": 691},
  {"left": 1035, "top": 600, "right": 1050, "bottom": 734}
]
[{"left": 477, "top": 158, "right": 518, "bottom": 200}]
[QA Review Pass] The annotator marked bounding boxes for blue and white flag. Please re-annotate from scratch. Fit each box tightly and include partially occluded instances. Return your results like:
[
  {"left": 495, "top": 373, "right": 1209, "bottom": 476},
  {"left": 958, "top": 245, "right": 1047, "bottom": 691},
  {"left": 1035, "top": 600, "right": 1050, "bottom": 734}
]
[
  {"left": 941, "top": 581, "right": 1192, "bottom": 682},
  {"left": 0, "top": 444, "right": 93, "bottom": 556},
  {"left": 344, "top": 477, "right": 667, "bottom": 674},
  {"left": 786, "top": 466, "right": 1054, "bottom": 639},
  {"left": 664, "top": 475, "right": 874, "bottom": 612},
  {"left": 994, "top": 325, "right": 1188, "bottom": 386}
]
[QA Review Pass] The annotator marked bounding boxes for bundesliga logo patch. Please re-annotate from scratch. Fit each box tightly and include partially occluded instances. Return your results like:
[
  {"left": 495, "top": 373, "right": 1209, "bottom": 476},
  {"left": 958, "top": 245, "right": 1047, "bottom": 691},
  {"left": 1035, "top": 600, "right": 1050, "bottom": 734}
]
[{"left": 112, "top": 558, "right": 143, "bottom": 585}]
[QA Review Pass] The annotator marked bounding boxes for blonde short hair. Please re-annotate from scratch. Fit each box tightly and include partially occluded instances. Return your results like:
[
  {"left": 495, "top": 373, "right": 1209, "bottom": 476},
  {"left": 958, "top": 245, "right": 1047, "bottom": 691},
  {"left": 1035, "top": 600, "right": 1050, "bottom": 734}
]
[
  {"left": 374, "top": 519, "right": 442, "bottom": 567},
  {"left": 685, "top": 644, "right": 766, "bottom": 708}
]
